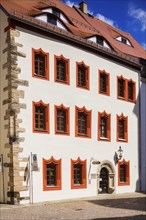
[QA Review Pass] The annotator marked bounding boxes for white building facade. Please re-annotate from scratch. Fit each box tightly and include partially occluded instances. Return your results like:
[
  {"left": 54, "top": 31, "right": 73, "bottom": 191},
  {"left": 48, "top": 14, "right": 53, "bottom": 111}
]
[{"left": 0, "top": 0, "right": 145, "bottom": 204}]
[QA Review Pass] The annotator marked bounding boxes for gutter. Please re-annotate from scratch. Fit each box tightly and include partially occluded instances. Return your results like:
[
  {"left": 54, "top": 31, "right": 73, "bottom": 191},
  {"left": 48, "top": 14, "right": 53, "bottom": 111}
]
[{"left": 5, "top": 11, "right": 141, "bottom": 71}]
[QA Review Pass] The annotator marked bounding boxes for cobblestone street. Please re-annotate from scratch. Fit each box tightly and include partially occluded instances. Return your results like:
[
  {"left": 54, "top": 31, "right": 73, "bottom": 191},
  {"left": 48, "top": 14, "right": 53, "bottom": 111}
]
[{"left": 0, "top": 193, "right": 146, "bottom": 220}]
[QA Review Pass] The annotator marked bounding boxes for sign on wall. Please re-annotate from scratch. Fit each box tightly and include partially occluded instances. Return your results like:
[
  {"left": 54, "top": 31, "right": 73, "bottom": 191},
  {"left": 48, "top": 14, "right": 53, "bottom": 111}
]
[{"left": 31, "top": 154, "right": 39, "bottom": 171}]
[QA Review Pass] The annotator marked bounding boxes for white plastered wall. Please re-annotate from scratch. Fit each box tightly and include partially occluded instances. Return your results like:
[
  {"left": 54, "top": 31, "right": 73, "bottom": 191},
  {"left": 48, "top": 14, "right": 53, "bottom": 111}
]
[{"left": 15, "top": 26, "right": 140, "bottom": 203}]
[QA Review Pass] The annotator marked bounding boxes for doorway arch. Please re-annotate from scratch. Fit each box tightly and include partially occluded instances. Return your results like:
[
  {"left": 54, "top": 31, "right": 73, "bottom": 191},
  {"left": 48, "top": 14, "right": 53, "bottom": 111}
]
[{"left": 97, "top": 160, "right": 115, "bottom": 194}]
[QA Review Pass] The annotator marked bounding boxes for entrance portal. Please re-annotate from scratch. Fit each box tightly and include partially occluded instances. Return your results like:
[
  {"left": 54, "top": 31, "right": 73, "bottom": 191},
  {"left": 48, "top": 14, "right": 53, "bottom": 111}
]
[{"left": 100, "top": 167, "right": 108, "bottom": 193}]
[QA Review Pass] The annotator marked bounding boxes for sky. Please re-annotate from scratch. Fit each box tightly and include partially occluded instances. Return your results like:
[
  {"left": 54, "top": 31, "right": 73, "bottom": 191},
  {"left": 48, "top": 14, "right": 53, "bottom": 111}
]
[{"left": 62, "top": 0, "right": 146, "bottom": 50}]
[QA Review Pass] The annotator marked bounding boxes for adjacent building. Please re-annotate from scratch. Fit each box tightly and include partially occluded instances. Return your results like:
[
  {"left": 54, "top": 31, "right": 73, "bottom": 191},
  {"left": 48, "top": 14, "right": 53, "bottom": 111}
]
[{"left": 0, "top": 0, "right": 145, "bottom": 204}]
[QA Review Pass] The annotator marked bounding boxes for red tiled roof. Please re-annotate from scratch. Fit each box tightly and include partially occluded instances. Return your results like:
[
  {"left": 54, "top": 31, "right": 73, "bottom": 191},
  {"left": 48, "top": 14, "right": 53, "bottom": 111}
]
[{"left": 1, "top": 0, "right": 145, "bottom": 61}]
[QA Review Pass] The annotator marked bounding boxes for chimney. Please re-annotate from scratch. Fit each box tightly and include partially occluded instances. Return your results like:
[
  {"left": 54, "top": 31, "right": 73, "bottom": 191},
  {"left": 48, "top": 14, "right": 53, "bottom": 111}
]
[{"left": 79, "top": 1, "right": 87, "bottom": 14}]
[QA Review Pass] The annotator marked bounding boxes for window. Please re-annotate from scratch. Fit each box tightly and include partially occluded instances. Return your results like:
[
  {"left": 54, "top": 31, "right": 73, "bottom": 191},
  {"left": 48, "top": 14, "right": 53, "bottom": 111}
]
[
  {"left": 128, "top": 80, "right": 136, "bottom": 102},
  {"left": 76, "top": 61, "right": 89, "bottom": 90},
  {"left": 117, "top": 114, "right": 128, "bottom": 142},
  {"left": 55, "top": 104, "right": 70, "bottom": 135},
  {"left": 71, "top": 157, "right": 87, "bottom": 189},
  {"left": 33, "top": 100, "right": 49, "bottom": 133},
  {"left": 43, "top": 156, "right": 62, "bottom": 191},
  {"left": 54, "top": 55, "right": 70, "bottom": 84},
  {"left": 75, "top": 106, "right": 91, "bottom": 138},
  {"left": 99, "top": 70, "right": 110, "bottom": 95},
  {"left": 118, "top": 160, "right": 130, "bottom": 186},
  {"left": 52, "top": 8, "right": 60, "bottom": 17},
  {"left": 97, "top": 36, "right": 104, "bottom": 46},
  {"left": 32, "top": 48, "right": 49, "bottom": 80},
  {"left": 47, "top": 14, "right": 57, "bottom": 25},
  {"left": 117, "top": 76, "right": 126, "bottom": 100},
  {"left": 98, "top": 111, "right": 111, "bottom": 141},
  {"left": 115, "top": 36, "right": 132, "bottom": 47}
]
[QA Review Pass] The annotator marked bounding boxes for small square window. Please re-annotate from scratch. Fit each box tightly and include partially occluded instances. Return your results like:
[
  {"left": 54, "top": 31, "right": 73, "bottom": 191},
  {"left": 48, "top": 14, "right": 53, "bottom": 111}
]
[{"left": 99, "top": 70, "right": 110, "bottom": 95}]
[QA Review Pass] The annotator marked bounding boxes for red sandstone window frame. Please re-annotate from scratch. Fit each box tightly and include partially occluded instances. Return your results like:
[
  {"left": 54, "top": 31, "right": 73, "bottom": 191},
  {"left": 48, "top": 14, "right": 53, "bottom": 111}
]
[
  {"left": 76, "top": 61, "right": 90, "bottom": 90},
  {"left": 117, "top": 114, "right": 128, "bottom": 142},
  {"left": 99, "top": 70, "right": 110, "bottom": 96},
  {"left": 54, "top": 55, "right": 70, "bottom": 85},
  {"left": 71, "top": 157, "right": 87, "bottom": 189},
  {"left": 128, "top": 79, "right": 136, "bottom": 103},
  {"left": 32, "top": 100, "right": 49, "bottom": 134},
  {"left": 98, "top": 111, "right": 111, "bottom": 141},
  {"left": 118, "top": 159, "right": 130, "bottom": 186},
  {"left": 32, "top": 48, "right": 49, "bottom": 80},
  {"left": 54, "top": 104, "right": 70, "bottom": 135},
  {"left": 117, "top": 75, "right": 127, "bottom": 100},
  {"left": 75, "top": 106, "right": 92, "bottom": 138},
  {"left": 43, "top": 156, "right": 62, "bottom": 191}
]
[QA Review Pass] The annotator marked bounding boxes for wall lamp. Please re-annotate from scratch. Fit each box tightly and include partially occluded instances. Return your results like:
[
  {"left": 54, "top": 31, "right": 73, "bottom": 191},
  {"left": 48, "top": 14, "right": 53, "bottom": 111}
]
[{"left": 90, "top": 157, "right": 100, "bottom": 165}]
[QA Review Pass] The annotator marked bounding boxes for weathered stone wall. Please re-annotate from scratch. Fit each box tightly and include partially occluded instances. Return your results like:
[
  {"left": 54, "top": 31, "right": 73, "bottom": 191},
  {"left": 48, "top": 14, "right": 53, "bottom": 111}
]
[{"left": 3, "top": 28, "right": 29, "bottom": 204}]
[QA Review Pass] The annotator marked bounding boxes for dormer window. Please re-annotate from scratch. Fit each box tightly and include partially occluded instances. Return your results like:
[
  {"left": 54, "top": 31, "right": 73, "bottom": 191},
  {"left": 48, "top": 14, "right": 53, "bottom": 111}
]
[
  {"left": 87, "top": 35, "right": 112, "bottom": 50},
  {"left": 52, "top": 8, "right": 60, "bottom": 17},
  {"left": 116, "top": 36, "right": 132, "bottom": 47},
  {"left": 47, "top": 14, "right": 57, "bottom": 26}
]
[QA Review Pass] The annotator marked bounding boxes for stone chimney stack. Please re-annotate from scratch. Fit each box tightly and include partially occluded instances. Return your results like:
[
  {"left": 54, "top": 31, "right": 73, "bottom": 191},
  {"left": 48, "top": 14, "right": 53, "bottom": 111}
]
[{"left": 79, "top": 1, "right": 87, "bottom": 14}]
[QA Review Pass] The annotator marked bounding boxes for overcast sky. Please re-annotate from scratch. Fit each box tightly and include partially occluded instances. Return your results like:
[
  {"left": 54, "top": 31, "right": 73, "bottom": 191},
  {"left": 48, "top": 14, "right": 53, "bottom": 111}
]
[{"left": 62, "top": 0, "right": 146, "bottom": 50}]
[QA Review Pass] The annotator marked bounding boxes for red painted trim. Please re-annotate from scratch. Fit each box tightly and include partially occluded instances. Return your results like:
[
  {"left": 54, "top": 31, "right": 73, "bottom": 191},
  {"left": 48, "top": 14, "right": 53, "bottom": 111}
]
[
  {"left": 32, "top": 100, "right": 50, "bottom": 134},
  {"left": 71, "top": 157, "right": 87, "bottom": 189},
  {"left": 32, "top": 48, "right": 49, "bottom": 80},
  {"left": 43, "top": 156, "right": 62, "bottom": 191},
  {"left": 98, "top": 111, "right": 111, "bottom": 141},
  {"left": 118, "top": 159, "right": 130, "bottom": 186},
  {"left": 98, "top": 69, "right": 110, "bottom": 96},
  {"left": 76, "top": 61, "right": 90, "bottom": 90},
  {"left": 54, "top": 55, "right": 70, "bottom": 85},
  {"left": 116, "top": 113, "right": 128, "bottom": 142},
  {"left": 54, "top": 104, "right": 70, "bottom": 135},
  {"left": 75, "top": 106, "right": 92, "bottom": 138}
]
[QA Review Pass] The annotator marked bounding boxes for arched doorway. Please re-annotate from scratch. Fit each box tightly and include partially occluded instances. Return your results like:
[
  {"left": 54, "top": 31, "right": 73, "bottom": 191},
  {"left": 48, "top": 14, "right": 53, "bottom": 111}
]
[
  {"left": 100, "top": 167, "right": 109, "bottom": 193},
  {"left": 97, "top": 160, "right": 115, "bottom": 194}
]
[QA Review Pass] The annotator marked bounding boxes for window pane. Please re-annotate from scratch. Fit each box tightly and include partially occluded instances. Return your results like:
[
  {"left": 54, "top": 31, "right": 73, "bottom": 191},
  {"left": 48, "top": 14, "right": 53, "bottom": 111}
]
[
  {"left": 57, "top": 109, "right": 66, "bottom": 132},
  {"left": 35, "top": 53, "right": 45, "bottom": 77},
  {"left": 100, "top": 74, "right": 107, "bottom": 93},
  {"left": 78, "top": 112, "right": 87, "bottom": 135},
  {"left": 35, "top": 106, "right": 46, "bottom": 130},
  {"left": 100, "top": 117, "right": 107, "bottom": 137},
  {"left": 128, "top": 82, "right": 134, "bottom": 100},
  {"left": 120, "top": 164, "right": 126, "bottom": 182},
  {"left": 57, "top": 59, "right": 66, "bottom": 82},
  {"left": 119, "top": 119, "right": 124, "bottom": 139},
  {"left": 74, "top": 164, "right": 82, "bottom": 185},
  {"left": 118, "top": 79, "right": 125, "bottom": 98},
  {"left": 46, "top": 163, "right": 56, "bottom": 186},
  {"left": 78, "top": 65, "right": 86, "bottom": 87}
]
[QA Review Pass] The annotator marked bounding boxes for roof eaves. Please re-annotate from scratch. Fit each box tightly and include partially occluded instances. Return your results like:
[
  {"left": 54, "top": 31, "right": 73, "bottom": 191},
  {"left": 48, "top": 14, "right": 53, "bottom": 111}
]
[{"left": 6, "top": 9, "right": 141, "bottom": 70}]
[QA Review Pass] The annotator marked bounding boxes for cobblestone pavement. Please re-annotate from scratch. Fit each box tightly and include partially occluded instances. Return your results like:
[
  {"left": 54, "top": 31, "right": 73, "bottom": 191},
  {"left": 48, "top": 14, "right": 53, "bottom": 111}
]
[{"left": 0, "top": 193, "right": 146, "bottom": 220}]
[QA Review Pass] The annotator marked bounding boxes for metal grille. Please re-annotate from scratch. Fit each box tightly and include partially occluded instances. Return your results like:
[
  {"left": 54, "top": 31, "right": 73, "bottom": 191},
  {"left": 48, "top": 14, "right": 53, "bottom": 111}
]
[
  {"left": 128, "top": 82, "right": 134, "bottom": 100},
  {"left": 100, "top": 73, "right": 107, "bottom": 93}
]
